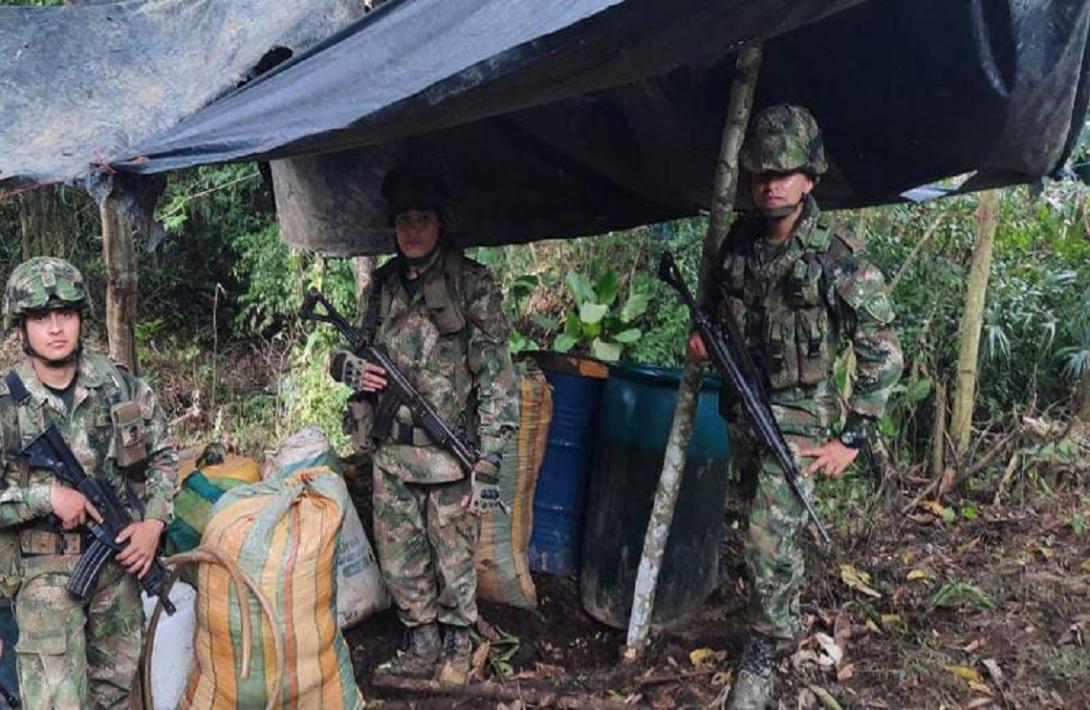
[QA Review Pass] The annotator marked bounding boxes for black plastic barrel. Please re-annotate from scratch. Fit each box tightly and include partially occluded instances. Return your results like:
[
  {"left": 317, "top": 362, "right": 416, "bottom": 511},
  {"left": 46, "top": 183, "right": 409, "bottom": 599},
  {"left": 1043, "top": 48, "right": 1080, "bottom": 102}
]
[
  {"left": 580, "top": 363, "right": 730, "bottom": 629},
  {"left": 527, "top": 356, "right": 608, "bottom": 574}
]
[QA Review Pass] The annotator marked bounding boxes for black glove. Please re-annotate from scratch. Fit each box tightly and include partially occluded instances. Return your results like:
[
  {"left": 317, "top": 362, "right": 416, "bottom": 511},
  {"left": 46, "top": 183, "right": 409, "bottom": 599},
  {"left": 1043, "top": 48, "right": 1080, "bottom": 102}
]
[{"left": 467, "top": 458, "right": 504, "bottom": 516}]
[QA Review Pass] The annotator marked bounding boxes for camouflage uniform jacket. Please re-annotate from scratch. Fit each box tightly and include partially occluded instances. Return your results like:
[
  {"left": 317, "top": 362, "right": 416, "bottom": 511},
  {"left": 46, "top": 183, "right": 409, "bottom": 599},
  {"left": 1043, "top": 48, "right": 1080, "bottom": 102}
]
[
  {"left": 371, "top": 244, "right": 519, "bottom": 484},
  {"left": 0, "top": 353, "right": 178, "bottom": 591},
  {"left": 705, "top": 196, "right": 903, "bottom": 439}
]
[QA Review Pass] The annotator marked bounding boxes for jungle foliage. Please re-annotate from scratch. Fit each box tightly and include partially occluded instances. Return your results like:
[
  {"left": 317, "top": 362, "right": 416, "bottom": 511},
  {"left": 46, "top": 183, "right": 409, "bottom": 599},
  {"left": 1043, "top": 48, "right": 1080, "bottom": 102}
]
[{"left": 2, "top": 147, "right": 1089, "bottom": 472}]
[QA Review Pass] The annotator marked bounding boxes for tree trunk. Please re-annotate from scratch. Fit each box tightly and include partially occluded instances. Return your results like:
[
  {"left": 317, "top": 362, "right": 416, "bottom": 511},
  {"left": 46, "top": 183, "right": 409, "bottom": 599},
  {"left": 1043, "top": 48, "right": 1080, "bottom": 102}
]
[
  {"left": 930, "top": 379, "right": 947, "bottom": 482},
  {"left": 950, "top": 190, "right": 999, "bottom": 456},
  {"left": 101, "top": 198, "right": 139, "bottom": 374},
  {"left": 352, "top": 256, "right": 376, "bottom": 313},
  {"left": 624, "top": 44, "right": 762, "bottom": 655},
  {"left": 1079, "top": 366, "right": 1090, "bottom": 421}
]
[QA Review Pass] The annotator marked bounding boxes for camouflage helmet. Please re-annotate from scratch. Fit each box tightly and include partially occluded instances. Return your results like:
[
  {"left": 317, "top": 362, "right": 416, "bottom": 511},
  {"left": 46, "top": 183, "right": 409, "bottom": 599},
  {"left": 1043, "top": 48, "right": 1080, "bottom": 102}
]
[
  {"left": 380, "top": 167, "right": 451, "bottom": 227},
  {"left": 3, "top": 256, "right": 89, "bottom": 329},
  {"left": 740, "top": 104, "right": 827, "bottom": 177}
]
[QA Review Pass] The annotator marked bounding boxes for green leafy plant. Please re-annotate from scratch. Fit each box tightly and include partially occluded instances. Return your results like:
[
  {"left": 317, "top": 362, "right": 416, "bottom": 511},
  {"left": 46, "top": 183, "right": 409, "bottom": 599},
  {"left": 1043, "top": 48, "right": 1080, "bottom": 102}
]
[{"left": 552, "top": 270, "right": 649, "bottom": 361}]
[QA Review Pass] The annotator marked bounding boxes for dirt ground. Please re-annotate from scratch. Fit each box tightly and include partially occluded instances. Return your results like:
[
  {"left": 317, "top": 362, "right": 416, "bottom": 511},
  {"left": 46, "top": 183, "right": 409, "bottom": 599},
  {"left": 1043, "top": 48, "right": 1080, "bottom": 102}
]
[{"left": 346, "top": 473, "right": 1090, "bottom": 709}]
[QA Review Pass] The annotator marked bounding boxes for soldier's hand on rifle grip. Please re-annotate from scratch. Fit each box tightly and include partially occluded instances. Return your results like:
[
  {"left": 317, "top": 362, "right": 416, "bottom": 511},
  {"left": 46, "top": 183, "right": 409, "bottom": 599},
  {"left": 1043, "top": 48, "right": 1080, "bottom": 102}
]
[
  {"left": 50, "top": 484, "right": 103, "bottom": 530},
  {"left": 360, "top": 362, "right": 389, "bottom": 393},
  {"left": 687, "top": 331, "right": 709, "bottom": 361},
  {"left": 115, "top": 519, "right": 165, "bottom": 579}
]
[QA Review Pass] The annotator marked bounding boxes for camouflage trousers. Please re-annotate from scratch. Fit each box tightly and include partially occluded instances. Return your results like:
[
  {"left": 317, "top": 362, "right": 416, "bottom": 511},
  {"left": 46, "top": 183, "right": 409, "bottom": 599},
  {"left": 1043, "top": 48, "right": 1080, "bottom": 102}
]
[
  {"left": 372, "top": 467, "right": 480, "bottom": 628},
  {"left": 15, "top": 562, "right": 142, "bottom": 709},
  {"left": 730, "top": 408, "right": 824, "bottom": 642}
]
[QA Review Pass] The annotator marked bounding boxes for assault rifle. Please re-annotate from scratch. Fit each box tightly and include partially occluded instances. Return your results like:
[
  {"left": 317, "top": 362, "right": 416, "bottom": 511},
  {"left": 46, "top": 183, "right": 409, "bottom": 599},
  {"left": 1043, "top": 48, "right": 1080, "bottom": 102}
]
[
  {"left": 21, "top": 425, "right": 177, "bottom": 613},
  {"left": 299, "top": 289, "right": 479, "bottom": 473},
  {"left": 657, "top": 252, "right": 831, "bottom": 543}
]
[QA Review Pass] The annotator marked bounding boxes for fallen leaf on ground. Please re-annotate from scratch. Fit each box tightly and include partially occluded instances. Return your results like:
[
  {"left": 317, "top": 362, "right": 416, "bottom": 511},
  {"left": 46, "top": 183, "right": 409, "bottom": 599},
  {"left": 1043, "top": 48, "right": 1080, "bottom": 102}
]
[
  {"left": 711, "top": 671, "right": 732, "bottom": 686},
  {"left": 840, "top": 564, "right": 882, "bottom": 598},
  {"left": 1080, "top": 558, "right": 1090, "bottom": 573},
  {"left": 961, "top": 638, "right": 986, "bottom": 653},
  {"left": 970, "top": 681, "right": 995, "bottom": 696},
  {"left": 964, "top": 698, "right": 995, "bottom": 709},
  {"left": 470, "top": 640, "right": 490, "bottom": 681},
  {"left": 947, "top": 664, "right": 982, "bottom": 683},
  {"left": 982, "top": 658, "right": 1004, "bottom": 685},
  {"left": 907, "top": 568, "right": 935, "bottom": 582},
  {"left": 880, "top": 614, "right": 902, "bottom": 628},
  {"left": 833, "top": 610, "right": 852, "bottom": 647},
  {"left": 792, "top": 633, "right": 844, "bottom": 672},
  {"left": 837, "top": 663, "right": 855, "bottom": 682},
  {"left": 919, "top": 499, "right": 945, "bottom": 516},
  {"left": 808, "top": 684, "right": 843, "bottom": 710},
  {"left": 689, "top": 647, "right": 717, "bottom": 666}
]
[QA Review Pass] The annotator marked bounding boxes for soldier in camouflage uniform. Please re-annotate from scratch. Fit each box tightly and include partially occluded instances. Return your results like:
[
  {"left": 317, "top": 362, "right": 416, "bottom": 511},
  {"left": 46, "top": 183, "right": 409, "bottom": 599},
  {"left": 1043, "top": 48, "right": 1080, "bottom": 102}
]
[
  {"left": 690, "top": 105, "right": 903, "bottom": 709},
  {"left": 334, "top": 169, "right": 519, "bottom": 683},
  {"left": 0, "top": 257, "right": 178, "bottom": 709}
]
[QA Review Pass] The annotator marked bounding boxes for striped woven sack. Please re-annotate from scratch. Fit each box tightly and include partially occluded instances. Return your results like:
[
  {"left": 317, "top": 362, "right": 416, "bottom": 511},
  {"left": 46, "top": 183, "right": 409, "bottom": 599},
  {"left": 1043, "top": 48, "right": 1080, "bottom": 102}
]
[
  {"left": 183, "top": 467, "right": 364, "bottom": 709},
  {"left": 474, "top": 361, "right": 553, "bottom": 608}
]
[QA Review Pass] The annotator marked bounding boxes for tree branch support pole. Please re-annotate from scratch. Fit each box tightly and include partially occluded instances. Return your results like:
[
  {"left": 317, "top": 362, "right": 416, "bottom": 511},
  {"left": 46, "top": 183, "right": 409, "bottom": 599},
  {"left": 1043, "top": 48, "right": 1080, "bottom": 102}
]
[
  {"left": 950, "top": 189, "right": 999, "bottom": 456},
  {"left": 624, "top": 44, "right": 761, "bottom": 657},
  {"left": 101, "top": 197, "right": 139, "bottom": 374}
]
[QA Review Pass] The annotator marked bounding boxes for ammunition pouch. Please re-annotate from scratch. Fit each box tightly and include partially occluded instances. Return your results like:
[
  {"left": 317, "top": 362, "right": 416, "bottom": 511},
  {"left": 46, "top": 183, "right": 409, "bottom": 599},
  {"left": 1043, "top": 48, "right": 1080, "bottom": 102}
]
[
  {"left": 18, "top": 528, "right": 84, "bottom": 556},
  {"left": 110, "top": 400, "right": 147, "bottom": 469},
  {"left": 343, "top": 394, "right": 376, "bottom": 453}
]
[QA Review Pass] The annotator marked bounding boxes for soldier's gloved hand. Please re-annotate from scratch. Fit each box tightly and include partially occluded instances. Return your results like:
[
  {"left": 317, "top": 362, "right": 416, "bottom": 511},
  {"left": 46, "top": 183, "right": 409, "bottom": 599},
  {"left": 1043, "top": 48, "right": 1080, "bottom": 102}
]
[
  {"left": 330, "top": 349, "right": 388, "bottom": 392},
  {"left": 464, "top": 459, "right": 504, "bottom": 517}
]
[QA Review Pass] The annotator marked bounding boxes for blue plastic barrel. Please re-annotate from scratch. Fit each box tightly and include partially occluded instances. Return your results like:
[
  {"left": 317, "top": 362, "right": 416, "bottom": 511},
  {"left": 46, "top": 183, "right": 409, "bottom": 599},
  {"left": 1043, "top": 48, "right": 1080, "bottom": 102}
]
[
  {"left": 581, "top": 363, "right": 731, "bottom": 628},
  {"left": 527, "top": 360, "right": 607, "bottom": 574},
  {"left": 0, "top": 598, "right": 17, "bottom": 705}
]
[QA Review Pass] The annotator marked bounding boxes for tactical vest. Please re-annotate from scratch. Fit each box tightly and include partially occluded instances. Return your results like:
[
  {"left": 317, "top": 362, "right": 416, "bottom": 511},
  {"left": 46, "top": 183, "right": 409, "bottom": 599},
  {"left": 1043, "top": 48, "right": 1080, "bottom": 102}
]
[
  {"left": 717, "top": 220, "right": 854, "bottom": 392},
  {"left": 357, "top": 247, "right": 477, "bottom": 441},
  {"left": 0, "top": 355, "right": 147, "bottom": 595}
]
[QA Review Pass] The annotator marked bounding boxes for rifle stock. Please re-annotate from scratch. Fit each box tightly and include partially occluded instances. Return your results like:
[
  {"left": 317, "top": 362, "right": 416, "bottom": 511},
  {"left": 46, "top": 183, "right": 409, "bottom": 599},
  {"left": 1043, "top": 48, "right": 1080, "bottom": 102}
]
[
  {"left": 657, "top": 252, "right": 830, "bottom": 543},
  {"left": 21, "top": 425, "right": 176, "bottom": 614}
]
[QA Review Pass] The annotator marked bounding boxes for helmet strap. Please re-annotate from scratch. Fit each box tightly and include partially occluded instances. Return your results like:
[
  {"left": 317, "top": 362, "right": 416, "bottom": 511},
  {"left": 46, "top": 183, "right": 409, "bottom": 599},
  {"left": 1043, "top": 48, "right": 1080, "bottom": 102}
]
[{"left": 757, "top": 201, "right": 802, "bottom": 220}]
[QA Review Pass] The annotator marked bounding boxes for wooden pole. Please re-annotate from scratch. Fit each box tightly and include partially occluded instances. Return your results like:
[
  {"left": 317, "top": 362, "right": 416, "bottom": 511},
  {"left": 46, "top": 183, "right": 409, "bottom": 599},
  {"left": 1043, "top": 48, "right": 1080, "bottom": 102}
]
[
  {"left": 101, "top": 197, "right": 139, "bottom": 374},
  {"left": 950, "top": 189, "right": 999, "bottom": 456},
  {"left": 624, "top": 44, "right": 762, "bottom": 655}
]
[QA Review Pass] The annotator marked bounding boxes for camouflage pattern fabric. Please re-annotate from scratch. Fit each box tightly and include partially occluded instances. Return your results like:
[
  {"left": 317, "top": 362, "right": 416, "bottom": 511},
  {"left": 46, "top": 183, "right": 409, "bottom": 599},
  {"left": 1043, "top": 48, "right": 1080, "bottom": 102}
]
[
  {"left": 372, "top": 466, "right": 479, "bottom": 627},
  {"left": 708, "top": 196, "right": 902, "bottom": 641},
  {"left": 0, "top": 352, "right": 178, "bottom": 707},
  {"left": 363, "top": 244, "right": 516, "bottom": 632},
  {"left": 730, "top": 420, "right": 820, "bottom": 641},
  {"left": 739, "top": 104, "right": 827, "bottom": 177},
  {"left": 2, "top": 256, "right": 89, "bottom": 329},
  {"left": 707, "top": 195, "right": 903, "bottom": 442},
  {"left": 370, "top": 244, "right": 520, "bottom": 482},
  {"left": 14, "top": 565, "right": 141, "bottom": 709}
]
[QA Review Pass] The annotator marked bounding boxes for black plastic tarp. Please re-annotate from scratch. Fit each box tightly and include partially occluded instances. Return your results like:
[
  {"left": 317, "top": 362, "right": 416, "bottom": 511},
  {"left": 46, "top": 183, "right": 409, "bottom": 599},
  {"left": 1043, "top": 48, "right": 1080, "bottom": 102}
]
[
  {"left": 3, "top": 0, "right": 1089, "bottom": 255},
  {"left": 0, "top": 0, "right": 369, "bottom": 189}
]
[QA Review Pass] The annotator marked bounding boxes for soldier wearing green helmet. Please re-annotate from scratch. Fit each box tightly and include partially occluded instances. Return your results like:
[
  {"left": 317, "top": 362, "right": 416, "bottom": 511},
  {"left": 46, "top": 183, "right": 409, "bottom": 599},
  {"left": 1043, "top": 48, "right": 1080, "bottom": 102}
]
[
  {"left": 690, "top": 105, "right": 903, "bottom": 708},
  {"left": 0, "top": 256, "right": 178, "bottom": 708}
]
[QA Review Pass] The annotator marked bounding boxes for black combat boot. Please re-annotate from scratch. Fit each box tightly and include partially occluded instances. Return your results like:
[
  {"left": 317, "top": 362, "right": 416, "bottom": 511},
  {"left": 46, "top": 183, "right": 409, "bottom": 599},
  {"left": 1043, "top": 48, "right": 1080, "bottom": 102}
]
[
  {"left": 726, "top": 634, "right": 776, "bottom": 710},
  {"left": 379, "top": 622, "right": 441, "bottom": 678},
  {"left": 435, "top": 624, "right": 473, "bottom": 685}
]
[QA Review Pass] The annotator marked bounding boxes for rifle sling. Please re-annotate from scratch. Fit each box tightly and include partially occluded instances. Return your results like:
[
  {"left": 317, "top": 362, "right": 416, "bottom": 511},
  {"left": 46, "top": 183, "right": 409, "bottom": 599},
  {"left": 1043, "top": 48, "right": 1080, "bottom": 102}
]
[{"left": 4, "top": 370, "right": 31, "bottom": 405}]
